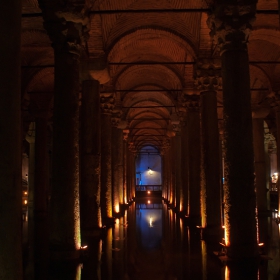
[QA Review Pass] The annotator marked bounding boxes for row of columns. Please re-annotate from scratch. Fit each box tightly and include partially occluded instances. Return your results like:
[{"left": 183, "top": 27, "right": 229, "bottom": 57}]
[{"left": 162, "top": 2, "right": 271, "bottom": 260}]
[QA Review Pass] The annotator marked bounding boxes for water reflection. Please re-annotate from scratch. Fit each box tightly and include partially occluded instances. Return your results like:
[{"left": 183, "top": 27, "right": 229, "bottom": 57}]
[{"left": 44, "top": 198, "right": 280, "bottom": 279}]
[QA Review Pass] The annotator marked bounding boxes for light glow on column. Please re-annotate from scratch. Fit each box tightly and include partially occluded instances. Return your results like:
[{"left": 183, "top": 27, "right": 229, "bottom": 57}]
[{"left": 115, "top": 204, "right": 120, "bottom": 213}]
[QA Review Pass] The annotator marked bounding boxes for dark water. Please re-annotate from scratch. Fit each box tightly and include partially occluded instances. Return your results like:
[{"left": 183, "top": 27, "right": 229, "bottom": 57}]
[{"left": 25, "top": 198, "right": 280, "bottom": 280}]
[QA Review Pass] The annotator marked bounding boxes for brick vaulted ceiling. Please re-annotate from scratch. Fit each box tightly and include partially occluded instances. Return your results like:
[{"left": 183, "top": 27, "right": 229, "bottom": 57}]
[{"left": 21, "top": 0, "right": 280, "bottom": 152}]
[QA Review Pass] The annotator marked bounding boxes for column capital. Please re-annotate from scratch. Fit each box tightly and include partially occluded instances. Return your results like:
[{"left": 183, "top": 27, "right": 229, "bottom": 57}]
[
  {"left": 111, "top": 109, "right": 123, "bottom": 127},
  {"left": 123, "top": 129, "right": 130, "bottom": 141},
  {"left": 207, "top": 4, "right": 256, "bottom": 54},
  {"left": 181, "top": 94, "right": 200, "bottom": 112},
  {"left": 264, "top": 132, "right": 277, "bottom": 154},
  {"left": 100, "top": 92, "right": 115, "bottom": 114},
  {"left": 160, "top": 138, "right": 171, "bottom": 155},
  {"left": 194, "top": 58, "right": 222, "bottom": 91},
  {"left": 128, "top": 142, "right": 137, "bottom": 154},
  {"left": 39, "top": 1, "right": 90, "bottom": 54}
]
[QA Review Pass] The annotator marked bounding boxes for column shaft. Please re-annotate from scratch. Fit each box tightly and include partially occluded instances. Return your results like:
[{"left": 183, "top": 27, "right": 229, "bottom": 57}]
[
  {"left": 200, "top": 91, "right": 222, "bottom": 233},
  {"left": 175, "top": 133, "right": 182, "bottom": 212},
  {"left": 0, "top": 1, "right": 22, "bottom": 278},
  {"left": 50, "top": 49, "right": 81, "bottom": 257},
  {"left": 188, "top": 110, "right": 201, "bottom": 225},
  {"left": 181, "top": 121, "right": 189, "bottom": 216},
  {"left": 80, "top": 79, "right": 102, "bottom": 236},
  {"left": 222, "top": 48, "right": 258, "bottom": 257},
  {"left": 112, "top": 127, "right": 124, "bottom": 213},
  {"left": 101, "top": 114, "right": 113, "bottom": 219},
  {"left": 34, "top": 117, "right": 49, "bottom": 277}
]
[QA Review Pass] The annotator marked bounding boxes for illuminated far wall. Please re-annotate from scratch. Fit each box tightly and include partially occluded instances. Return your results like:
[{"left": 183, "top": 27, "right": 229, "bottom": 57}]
[{"left": 135, "top": 146, "right": 162, "bottom": 185}]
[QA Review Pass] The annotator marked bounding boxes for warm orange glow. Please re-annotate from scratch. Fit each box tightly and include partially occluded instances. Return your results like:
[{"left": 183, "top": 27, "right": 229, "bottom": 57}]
[
  {"left": 147, "top": 191, "right": 150, "bottom": 194},
  {"left": 80, "top": 245, "right": 88, "bottom": 249},
  {"left": 115, "top": 204, "right": 120, "bottom": 213},
  {"left": 24, "top": 200, "right": 27, "bottom": 204},
  {"left": 147, "top": 200, "right": 150, "bottom": 204},
  {"left": 225, "top": 266, "right": 230, "bottom": 280},
  {"left": 24, "top": 191, "right": 27, "bottom": 195}
]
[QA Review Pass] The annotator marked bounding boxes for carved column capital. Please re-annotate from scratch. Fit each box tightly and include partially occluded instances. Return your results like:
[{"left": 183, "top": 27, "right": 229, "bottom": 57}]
[
  {"left": 111, "top": 109, "right": 123, "bottom": 127},
  {"left": 207, "top": 4, "right": 256, "bottom": 54},
  {"left": 128, "top": 142, "right": 137, "bottom": 154},
  {"left": 39, "top": 0, "right": 90, "bottom": 54},
  {"left": 194, "top": 58, "right": 222, "bottom": 91},
  {"left": 123, "top": 129, "right": 130, "bottom": 141},
  {"left": 100, "top": 93, "right": 115, "bottom": 114},
  {"left": 181, "top": 94, "right": 200, "bottom": 112}
]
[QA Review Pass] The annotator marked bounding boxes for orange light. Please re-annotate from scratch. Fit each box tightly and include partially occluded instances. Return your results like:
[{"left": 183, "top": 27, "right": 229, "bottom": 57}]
[
  {"left": 147, "top": 200, "right": 150, "bottom": 204},
  {"left": 147, "top": 191, "right": 150, "bottom": 194},
  {"left": 24, "top": 200, "right": 27, "bottom": 204}
]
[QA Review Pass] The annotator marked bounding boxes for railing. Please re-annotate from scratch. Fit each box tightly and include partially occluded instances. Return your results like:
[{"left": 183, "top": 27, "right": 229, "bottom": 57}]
[{"left": 135, "top": 185, "right": 162, "bottom": 192}]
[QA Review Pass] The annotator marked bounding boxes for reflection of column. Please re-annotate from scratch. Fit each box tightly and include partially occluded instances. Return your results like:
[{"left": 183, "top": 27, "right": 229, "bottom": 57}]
[
  {"left": 195, "top": 59, "right": 222, "bottom": 239},
  {"left": 208, "top": 4, "right": 258, "bottom": 258},
  {"left": 0, "top": 1, "right": 22, "bottom": 277},
  {"left": 183, "top": 96, "right": 201, "bottom": 225},
  {"left": 100, "top": 93, "right": 115, "bottom": 222},
  {"left": 80, "top": 78, "right": 102, "bottom": 237}
]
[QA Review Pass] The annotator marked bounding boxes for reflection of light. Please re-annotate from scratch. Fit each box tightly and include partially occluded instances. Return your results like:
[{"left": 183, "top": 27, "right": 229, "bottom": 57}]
[
  {"left": 115, "top": 204, "right": 119, "bottom": 213},
  {"left": 147, "top": 200, "right": 150, "bottom": 204},
  {"left": 225, "top": 266, "right": 230, "bottom": 280},
  {"left": 80, "top": 245, "right": 88, "bottom": 249},
  {"left": 24, "top": 200, "right": 27, "bottom": 204},
  {"left": 149, "top": 217, "right": 153, "bottom": 227},
  {"left": 24, "top": 191, "right": 27, "bottom": 195},
  {"left": 147, "top": 191, "right": 150, "bottom": 194}
]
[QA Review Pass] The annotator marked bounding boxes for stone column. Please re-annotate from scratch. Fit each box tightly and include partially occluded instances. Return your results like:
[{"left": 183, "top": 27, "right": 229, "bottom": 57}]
[
  {"left": 195, "top": 59, "right": 222, "bottom": 240},
  {"left": 173, "top": 125, "right": 182, "bottom": 213},
  {"left": 275, "top": 103, "right": 280, "bottom": 211},
  {"left": 111, "top": 110, "right": 124, "bottom": 215},
  {"left": 100, "top": 92, "right": 115, "bottom": 223},
  {"left": 34, "top": 116, "right": 50, "bottom": 277},
  {"left": 25, "top": 123, "right": 35, "bottom": 278},
  {"left": 0, "top": 1, "right": 22, "bottom": 278},
  {"left": 41, "top": 5, "right": 89, "bottom": 256},
  {"left": 123, "top": 130, "right": 129, "bottom": 204},
  {"left": 80, "top": 78, "right": 102, "bottom": 238},
  {"left": 170, "top": 136, "right": 176, "bottom": 207},
  {"left": 252, "top": 115, "right": 269, "bottom": 246},
  {"left": 207, "top": 3, "right": 259, "bottom": 258},
  {"left": 161, "top": 138, "right": 171, "bottom": 202},
  {"left": 180, "top": 111, "right": 189, "bottom": 217},
  {"left": 184, "top": 96, "right": 201, "bottom": 226},
  {"left": 51, "top": 45, "right": 81, "bottom": 258}
]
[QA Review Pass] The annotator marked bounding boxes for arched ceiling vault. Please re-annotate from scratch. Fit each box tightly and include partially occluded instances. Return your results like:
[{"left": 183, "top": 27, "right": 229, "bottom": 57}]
[{"left": 21, "top": 0, "right": 280, "bottom": 152}]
